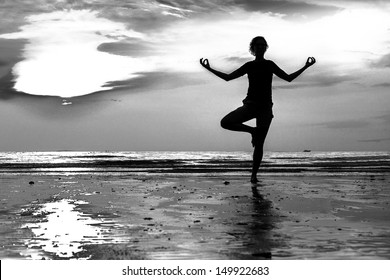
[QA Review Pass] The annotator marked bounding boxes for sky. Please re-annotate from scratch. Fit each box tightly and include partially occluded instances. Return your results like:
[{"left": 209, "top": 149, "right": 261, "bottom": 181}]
[{"left": 0, "top": 0, "right": 390, "bottom": 152}]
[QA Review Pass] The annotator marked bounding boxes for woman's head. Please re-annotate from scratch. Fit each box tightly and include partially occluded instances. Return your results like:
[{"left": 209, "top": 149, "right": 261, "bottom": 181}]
[{"left": 249, "top": 36, "right": 268, "bottom": 56}]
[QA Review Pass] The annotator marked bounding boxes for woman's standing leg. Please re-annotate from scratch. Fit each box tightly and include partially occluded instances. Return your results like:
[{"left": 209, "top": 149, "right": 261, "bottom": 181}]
[
  {"left": 251, "top": 117, "right": 272, "bottom": 183},
  {"left": 220, "top": 104, "right": 272, "bottom": 183}
]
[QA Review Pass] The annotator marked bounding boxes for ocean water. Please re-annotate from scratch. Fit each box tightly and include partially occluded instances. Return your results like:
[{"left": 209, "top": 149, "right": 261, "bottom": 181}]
[{"left": 0, "top": 151, "right": 389, "bottom": 176}]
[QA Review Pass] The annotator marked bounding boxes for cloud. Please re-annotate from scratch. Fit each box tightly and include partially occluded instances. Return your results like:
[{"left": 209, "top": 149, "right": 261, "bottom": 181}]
[
  {"left": 0, "top": 60, "right": 8, "bottom": 67},
  {"left": 314, "top": 120, "right": 370, "bottom": 129},
  {"left": 231, "top": 0, "right": 342, "bottom": 19},
  {"left": 375, "top": 113, "right": 390, "bottom": 123},
  {"left": 155, "top": 0, "right": 342, "bottom": 19},
  {"left": 0, "top": 1, "right": 193, "bottom": 35},
  {"left": 154, "top": 0, "right": 226, "bottom": 13},
  {"left": 0, "top": 70, "right": 40, "bottom": 100},
  {"left": 358, "top": 137, "right": 390, "bottom": 143},
  {"left": 101, "top": 71, "right": 204, "bottom": 93},
  {"left": 274, "top": 72, "right": 355, "bottom": 89},
  {"left": 0, "top": 38, "right": 27, "bottom": 67},
  {"left": 0, "top": 9, "right": 151, "bottom": 98},
  {"left": 0, "top": 71, "right": 18, "bottom": 99},
  {"left": 95, "top": 1, "right": 229, "bottom": 34},
  {"left": 1, "top": 0, "right": 389, "bottom": 100},
  {"left": 97, "top": 39, "right": 159, "bottom": 57},
  {"left": 98, "top": 2, "right": 183, "bottom": 32},
  {"left": 371, "top": 53, "right": 390, "bottom": 68},
  {"left": 0, "top": 38, "right": 27, "bottom": 99},
  {"left": 223, "top": 55, "right": 253, "bottom": 64},
  {"left": 372, "top": 82, "right": 390, "bottom": 87}
]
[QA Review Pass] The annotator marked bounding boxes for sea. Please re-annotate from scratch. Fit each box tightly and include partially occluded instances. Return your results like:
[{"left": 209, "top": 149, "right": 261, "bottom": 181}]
[
  {"left": 0, "top": 151, "right": 389, "bottom": 177},
  {"left": 1, "top": 151, "right": 390, "bottom": 261}
]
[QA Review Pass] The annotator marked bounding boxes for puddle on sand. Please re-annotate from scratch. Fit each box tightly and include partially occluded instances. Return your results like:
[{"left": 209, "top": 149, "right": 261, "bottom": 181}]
[{"left": 21, "top": 199, "right": 127, "bottom": 259}]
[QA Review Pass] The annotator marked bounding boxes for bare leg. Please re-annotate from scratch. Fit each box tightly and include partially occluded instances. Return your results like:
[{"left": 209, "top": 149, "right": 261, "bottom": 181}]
[
  {"left": 222, "top": 118, "right": 259, "bottom": 147},
  {"left": 221, "top": 121, "right": 255, "bottom": 134},
  {"left": 251, "top": 144, "right": 264, "bottom": 183},
  {"left": 220, "top": 105, "right": 272, "bottom": 183},
  {"left": 220, "top": 108, "right": 255, "bottom": 134},
  {"left": 251, "top": 121, "right": 272, "bottom": 184}
]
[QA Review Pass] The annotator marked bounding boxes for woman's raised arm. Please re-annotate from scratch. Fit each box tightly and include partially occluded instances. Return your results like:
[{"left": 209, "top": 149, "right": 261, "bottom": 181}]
[
  {"left": 200, "top": 58, "right": 247, "bottom": 81},
  {"left": 272, "top": 57, "right": 316, "bottom": 82}
]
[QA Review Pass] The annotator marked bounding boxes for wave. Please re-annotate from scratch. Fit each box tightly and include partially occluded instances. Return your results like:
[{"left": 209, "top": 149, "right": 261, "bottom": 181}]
[{"left": 0, "top": 151, "right": 389, "bottom": 176}]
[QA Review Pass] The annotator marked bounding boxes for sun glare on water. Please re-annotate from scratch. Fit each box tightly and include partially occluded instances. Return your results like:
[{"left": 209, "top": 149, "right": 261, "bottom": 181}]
[{"left": 0, "top": 10, "right": 148, "bottom": 98}]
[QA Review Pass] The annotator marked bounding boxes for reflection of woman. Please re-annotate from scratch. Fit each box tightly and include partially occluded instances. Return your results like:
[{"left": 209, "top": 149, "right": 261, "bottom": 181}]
[{"left": 200, "top": 36, "right": 315, "bottom": 183}]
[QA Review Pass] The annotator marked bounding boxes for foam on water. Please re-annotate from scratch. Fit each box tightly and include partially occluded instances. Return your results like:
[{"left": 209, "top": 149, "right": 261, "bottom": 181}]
[{"left": 0, "top": 151, "right": 389, "bottom": 176}]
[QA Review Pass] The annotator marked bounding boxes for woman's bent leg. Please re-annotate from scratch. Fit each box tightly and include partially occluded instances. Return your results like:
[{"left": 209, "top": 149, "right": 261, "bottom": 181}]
[
  {"left": 220, "top": 104, "right": 272, "bottom": 183},
  {"left": 220, "top": 105, "right": 255, "bottom": 134}
]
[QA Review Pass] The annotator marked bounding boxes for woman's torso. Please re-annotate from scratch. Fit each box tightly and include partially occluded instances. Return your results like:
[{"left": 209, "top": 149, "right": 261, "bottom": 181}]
[{"left": 243, "top": 59, "right": 274, "bottom": 107}]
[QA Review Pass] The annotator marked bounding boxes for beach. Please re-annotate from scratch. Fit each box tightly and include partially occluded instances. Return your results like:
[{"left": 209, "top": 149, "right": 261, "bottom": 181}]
[{"left": 0, "top": 151, "right": 389, "bottom": 260}]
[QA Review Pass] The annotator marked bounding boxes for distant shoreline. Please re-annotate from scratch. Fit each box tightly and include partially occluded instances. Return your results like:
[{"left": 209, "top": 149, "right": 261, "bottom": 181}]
[{"left": 0, "top": 151, "right": 389, "bottom": 176}]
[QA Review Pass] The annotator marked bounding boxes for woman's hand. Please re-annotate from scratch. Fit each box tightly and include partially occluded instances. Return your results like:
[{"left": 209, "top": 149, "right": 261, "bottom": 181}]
[
  {"left": 305, "top": 57, "right": 316, "bottom": 68},
  {"left": 200, "top": 58, "right": 211, "bottom": 70}
]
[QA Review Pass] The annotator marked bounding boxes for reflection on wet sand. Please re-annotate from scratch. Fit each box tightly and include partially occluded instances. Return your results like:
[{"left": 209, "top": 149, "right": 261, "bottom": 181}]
[
  {"left": 248, "top": 185, "right": 275, "bottom": 258},
  {"left": 4, "top": 172, "right": 388, "bottom": 259},
  {"left": 219, "top": 184, "right": 278, "bottom": 259},
  {"left": 143, "top": 180, "right": 281, "bottom": 259},
  {"left": 21, "top": 199, "right": 126, "bottom": 259}
]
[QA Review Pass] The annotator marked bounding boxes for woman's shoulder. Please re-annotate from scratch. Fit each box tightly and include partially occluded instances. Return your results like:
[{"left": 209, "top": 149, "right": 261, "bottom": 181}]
[
  {"left": 264, "top": 59, "right": 275, "bottom": 65},
  {"left": 243, "top": 60, "right": 255, "bottom": 66},
  {"left": 249, "top": 59, "right": 275, "bottom": 64},
  {"left": 264, "top": 59, "right": 277, "bottom": 69},
  {"left": 248, "top": 59, "right": 276, "bottom": 68}
]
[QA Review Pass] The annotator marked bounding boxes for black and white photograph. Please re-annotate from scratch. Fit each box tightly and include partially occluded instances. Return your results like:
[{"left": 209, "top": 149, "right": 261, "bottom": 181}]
[{"left": 0, "top": 0, "right": 389, "bottom": 277}]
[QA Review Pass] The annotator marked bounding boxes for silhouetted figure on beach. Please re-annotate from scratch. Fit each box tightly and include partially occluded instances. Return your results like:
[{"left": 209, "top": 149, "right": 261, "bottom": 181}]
[{"left": 200, "top": 36, "right": 315, "bottom": 183}]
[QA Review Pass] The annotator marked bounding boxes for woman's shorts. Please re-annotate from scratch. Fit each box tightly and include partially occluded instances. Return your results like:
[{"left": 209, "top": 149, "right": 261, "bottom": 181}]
[{"left": 222, "top": 102, "right": 273, "bottom": 128}]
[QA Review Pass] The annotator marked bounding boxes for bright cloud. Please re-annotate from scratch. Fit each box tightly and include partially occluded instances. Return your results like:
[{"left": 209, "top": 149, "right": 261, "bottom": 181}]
[
  {"left": 0, "top": 9, "right": 154, "bottom": 98},
  {"left": 137, "top": 5, "right": 390, "bottom": 83},
  {"left": 138, "top": 5, "right": 387, "bottom": 61},
  {"left": 1, "top": 2, "right": 390, "bottom": 97}
]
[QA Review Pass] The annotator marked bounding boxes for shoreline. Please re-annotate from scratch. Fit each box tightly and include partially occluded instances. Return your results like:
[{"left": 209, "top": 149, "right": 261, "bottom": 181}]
[{"left": 1, "top": 172, "right": 389, "bottom": 259}]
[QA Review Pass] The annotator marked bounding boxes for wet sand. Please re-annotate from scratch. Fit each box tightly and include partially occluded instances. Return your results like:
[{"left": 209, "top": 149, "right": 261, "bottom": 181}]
[{"left": 1, "top": 173, "right": 389, "bottom": 259}]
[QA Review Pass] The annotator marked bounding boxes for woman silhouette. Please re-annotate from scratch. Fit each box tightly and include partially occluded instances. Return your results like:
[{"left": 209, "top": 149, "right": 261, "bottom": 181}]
[{"left": 200, "top": 36, "right": 315, "bottom": 183}]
